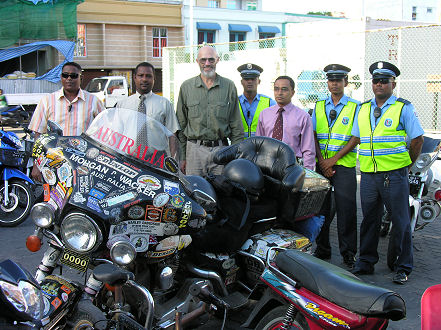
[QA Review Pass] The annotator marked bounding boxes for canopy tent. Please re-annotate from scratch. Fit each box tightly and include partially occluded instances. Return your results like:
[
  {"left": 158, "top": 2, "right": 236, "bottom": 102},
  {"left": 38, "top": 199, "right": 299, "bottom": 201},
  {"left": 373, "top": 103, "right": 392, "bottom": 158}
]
[
  {"left": 0, "top": 0, "right": 83, "bottom": 48},
  {"left": 0, "top": 40, "right": 75, "bottom": 83}
]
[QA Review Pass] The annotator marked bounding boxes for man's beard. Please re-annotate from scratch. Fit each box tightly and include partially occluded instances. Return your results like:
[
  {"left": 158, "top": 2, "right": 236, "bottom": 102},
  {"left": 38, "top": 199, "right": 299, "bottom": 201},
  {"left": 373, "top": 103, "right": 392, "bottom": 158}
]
[{"left": 200, "top": 68, "right": 216, "bottom": 78}]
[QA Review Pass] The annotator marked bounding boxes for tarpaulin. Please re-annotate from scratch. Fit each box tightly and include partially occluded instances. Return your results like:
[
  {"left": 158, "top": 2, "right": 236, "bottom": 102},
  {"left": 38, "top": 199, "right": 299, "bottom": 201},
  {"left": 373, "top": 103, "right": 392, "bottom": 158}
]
[{"left": 0, "top": 40, "right": 75, "bottom": 83}]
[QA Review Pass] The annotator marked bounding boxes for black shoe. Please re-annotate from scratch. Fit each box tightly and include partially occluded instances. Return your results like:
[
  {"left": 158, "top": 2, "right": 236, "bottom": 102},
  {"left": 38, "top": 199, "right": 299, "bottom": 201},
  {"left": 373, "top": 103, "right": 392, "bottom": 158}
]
[
  {"left": 343, "top": 254, "right": 356, "bottom": 269},
  {"left": 351, "top": 267, "right": 374, "bottom": 275},
  {"left": 393, "top": 271, "right": 408, "bottom": 284},
  {"left": 313, "top": 249, "right": 331, "bottom": 260}
]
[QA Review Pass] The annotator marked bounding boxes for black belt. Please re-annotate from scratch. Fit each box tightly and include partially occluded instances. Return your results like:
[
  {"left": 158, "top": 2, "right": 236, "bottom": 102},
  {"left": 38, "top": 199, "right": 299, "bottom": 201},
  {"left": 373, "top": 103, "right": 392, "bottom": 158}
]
[{"left": 189, "top": 139, "right": 228, "bottom": 147}]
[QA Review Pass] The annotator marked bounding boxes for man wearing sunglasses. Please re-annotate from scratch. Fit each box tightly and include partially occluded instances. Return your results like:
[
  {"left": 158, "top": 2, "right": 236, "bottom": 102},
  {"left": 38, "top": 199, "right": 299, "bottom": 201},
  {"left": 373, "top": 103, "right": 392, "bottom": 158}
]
[
  {"left": 176, "top": 45, "right": 243, "bottom": 176},
  {"left": 351, "top": 61, "right": 424, "bottom": 285},
  {"left": 28, "top": 61, "right": 104, "bottom": 181},
  {"left": 312, "top": 64, "right": 360, "bottom": 269}
]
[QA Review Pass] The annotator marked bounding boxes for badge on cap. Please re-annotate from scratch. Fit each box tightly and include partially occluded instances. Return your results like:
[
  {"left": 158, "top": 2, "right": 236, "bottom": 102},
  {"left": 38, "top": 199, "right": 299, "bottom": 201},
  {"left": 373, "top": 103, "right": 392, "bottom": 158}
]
[
  {"left": 378, "top": 62, "right": 383, "bottom": 69},
  {"left": 247, "top": 63, "right": 252, "bottom": 70}
]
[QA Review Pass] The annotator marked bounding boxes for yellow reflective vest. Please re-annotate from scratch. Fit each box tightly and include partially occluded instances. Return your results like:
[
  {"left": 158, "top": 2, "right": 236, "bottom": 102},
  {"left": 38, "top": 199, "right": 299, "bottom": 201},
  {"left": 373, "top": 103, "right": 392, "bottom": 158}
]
[
  {"left": 315, "top": 99, "right": 357, "bottom": 168},
  {"left": 358, "top": 99, "right": 411, "bottom": 172},
  {"left": 239, "top": 96, "right": 271, "bottom": 138}
]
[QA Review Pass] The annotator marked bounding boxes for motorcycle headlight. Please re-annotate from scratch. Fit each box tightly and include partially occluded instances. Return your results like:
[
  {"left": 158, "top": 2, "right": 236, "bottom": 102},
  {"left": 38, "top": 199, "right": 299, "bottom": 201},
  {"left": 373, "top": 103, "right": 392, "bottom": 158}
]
[
  {"left": 0, "top": 280, "right": 42, "bottom": 320},
  {"left": 301, "top": 168, "right": 331, "bottom": 192},
  {"left": 110, "top": 237, "right": 136, "bottom": 266},
  {"left": 414, "top": 153, "right": 432, "bottom": 170},
  {"left": 60, "top": 213, "right": 102, "bottom": 253},
  {"left": 30, "top": 203, "right": 55, "bottom": 228}
]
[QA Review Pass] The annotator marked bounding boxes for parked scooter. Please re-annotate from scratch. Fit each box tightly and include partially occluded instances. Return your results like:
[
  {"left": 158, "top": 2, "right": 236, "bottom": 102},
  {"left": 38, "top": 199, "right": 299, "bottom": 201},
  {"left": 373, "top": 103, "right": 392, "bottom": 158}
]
[
  {"left": 0, "top": 258, "right": 106, "bottom": 329},
  {"left": 0, "top": 110, "right": 34, "bottom": 227},
  {"left": 380, "top": 134, "right": 441, "bottom": 270}
]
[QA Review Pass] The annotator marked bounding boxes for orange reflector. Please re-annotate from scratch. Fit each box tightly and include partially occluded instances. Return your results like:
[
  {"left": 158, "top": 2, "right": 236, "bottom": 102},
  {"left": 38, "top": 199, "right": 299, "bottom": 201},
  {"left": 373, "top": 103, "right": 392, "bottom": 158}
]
[
  {"left": 26, "top": 235, "right": 42, "bottom": 252},
  {"left": 43, "top": 184, "right": 50, "bottom": 202},
  {"left": 105, "top": 283, "right": 115, "bottom": 292}
]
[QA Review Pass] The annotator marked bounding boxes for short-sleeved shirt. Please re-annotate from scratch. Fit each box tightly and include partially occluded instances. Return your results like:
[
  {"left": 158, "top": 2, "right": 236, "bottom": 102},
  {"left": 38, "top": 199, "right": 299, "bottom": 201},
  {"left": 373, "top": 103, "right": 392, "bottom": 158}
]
[
  {"left": 351, "top": 95, "right": 424, "bottom": 139},
  {"left": 117, "top": 91, "right": 180, "bottom": 133},
  {"left": 176, "top": 74, "right": 243, "bottom": 159},
  {"left": 312, "top": 94, "right": 360, "bottom": 131},
  {"left": 239, "top": 93, "right": 276, "bottom": 127},
  {"left": 28, "top": 88, "right": 104, "bottom": 136}
]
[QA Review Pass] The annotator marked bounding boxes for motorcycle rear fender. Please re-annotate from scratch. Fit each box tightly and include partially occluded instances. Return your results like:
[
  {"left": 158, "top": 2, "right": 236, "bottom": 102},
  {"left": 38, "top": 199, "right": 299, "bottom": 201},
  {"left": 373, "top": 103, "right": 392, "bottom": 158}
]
[
  {"left": 3, "top": 167, "right": 34, "bottom": 185},
  {"left": 242, "top": 285, "right": 286, "bottom": 328}
]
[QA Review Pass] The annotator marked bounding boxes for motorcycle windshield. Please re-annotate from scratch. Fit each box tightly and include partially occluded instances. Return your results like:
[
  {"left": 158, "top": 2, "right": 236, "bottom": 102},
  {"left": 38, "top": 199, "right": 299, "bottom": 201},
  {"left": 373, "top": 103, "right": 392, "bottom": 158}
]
[
  {"left": 86, "top": 108, "right": 180, "bottom": 173},
  {"left": 421, "top": 136, "right": 441, "bottom": 154}
]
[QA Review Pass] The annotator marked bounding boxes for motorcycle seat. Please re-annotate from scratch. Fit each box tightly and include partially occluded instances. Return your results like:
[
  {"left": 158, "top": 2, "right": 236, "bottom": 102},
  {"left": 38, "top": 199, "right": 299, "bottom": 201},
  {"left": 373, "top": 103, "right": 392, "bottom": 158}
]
[
  {"left": 93, "top": 263, "right": 134, "bottom": 286},
  {"left": 275, "top": 250, "right": 406, "bottom": 321}
]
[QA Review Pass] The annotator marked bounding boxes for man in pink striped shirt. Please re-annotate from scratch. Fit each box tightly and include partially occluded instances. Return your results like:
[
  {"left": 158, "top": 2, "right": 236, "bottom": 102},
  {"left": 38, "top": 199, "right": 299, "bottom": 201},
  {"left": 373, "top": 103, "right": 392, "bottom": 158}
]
[{"left": 28, "top": 62, "right": 104, "bottom": 181}]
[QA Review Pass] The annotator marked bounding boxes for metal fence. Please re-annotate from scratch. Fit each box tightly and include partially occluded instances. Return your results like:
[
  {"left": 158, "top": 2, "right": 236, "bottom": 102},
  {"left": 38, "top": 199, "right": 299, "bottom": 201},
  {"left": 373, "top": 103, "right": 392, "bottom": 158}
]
[{"left": 163, "top": 23, "right": 441, "bottom": 131}]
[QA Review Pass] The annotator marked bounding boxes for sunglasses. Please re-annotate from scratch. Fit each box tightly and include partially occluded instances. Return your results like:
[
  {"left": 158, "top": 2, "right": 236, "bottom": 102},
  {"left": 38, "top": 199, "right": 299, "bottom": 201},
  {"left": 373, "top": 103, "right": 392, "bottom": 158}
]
[
  {"left": 61, "top": 72, "right": 80, "bottom": 79},
  {"left": 372, "top": 78, "right": 392, "bottom": 85},
  {"left": 199, "top": 57, "right": 216, "bottom": 64}
]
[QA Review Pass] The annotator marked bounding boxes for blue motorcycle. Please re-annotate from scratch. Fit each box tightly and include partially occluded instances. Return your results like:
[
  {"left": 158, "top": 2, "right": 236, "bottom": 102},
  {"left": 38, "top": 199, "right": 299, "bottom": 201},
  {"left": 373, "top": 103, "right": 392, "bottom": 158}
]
[{"left": 0, "top": 120, "right": 34, "bottom": 226}]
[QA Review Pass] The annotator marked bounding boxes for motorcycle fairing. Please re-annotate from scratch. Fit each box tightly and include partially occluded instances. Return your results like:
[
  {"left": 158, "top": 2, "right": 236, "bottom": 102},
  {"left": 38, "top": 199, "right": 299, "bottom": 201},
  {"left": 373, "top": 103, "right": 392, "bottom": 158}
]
[{"left": 3, "top": 167, "right": 33, "bottom": 184}]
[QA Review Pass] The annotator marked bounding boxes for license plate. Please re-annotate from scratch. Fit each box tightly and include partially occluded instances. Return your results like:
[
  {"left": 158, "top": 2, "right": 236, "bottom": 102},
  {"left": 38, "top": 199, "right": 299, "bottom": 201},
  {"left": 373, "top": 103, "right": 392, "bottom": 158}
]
[
  {"left": 60, "top": 249, "right": 90, "bottom": 272},
  {"left": 408, "top": 175, "right": 421, "bottom": 186}
]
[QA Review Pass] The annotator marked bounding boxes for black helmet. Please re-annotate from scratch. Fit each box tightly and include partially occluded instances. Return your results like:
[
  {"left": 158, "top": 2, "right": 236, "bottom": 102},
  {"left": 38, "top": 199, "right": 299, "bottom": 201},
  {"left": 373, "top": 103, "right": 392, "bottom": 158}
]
[{"left": 223, "top": 159, "right": 264, "bottom": 197}]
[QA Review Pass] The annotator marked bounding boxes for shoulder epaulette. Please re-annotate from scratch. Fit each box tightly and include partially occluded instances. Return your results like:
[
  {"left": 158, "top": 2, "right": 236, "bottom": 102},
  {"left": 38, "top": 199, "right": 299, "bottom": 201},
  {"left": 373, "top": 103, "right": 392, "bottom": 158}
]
[{"left": 396, "top": 98, "right": 411, "bottom": 105}]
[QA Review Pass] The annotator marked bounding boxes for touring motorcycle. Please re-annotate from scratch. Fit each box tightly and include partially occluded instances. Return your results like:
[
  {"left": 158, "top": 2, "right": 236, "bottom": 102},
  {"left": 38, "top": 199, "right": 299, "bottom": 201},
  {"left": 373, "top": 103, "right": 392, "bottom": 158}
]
[{"left": 25, "top": 108, "right": 405, "bottom": 329}]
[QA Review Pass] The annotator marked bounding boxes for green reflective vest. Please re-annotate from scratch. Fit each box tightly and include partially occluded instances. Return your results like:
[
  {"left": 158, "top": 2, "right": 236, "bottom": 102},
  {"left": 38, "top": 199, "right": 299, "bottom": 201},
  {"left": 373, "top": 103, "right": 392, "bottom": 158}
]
[
  {"left": 315, "top": 100, "right": 357, "bottom": 168},
  {"left": 358, "top": 100, "right": 411, "bottom": 172},
  {"left": 239, "top": 96, "right": 271, "bottom": 138}
]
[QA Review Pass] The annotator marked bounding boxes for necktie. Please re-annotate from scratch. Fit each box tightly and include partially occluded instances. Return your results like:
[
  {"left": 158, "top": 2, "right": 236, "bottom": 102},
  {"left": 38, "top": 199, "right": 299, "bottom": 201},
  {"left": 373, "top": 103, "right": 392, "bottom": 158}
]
[
  {"left": 137, "top": 95, "right": 148, "bottom": 146},
  {"left": 272, "top": 108, "right": 284, "bottom": 141}
]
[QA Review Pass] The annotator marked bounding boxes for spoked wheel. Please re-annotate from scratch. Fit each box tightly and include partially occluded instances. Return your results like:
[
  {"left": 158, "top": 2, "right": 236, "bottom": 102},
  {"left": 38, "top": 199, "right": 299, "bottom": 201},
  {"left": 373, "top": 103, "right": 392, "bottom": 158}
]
[
  {"left": 0, "top": 180, "right": 34, "bottom": 227},
  {"left": 255, "top": 305, "right": 309, "bottom": 330}
]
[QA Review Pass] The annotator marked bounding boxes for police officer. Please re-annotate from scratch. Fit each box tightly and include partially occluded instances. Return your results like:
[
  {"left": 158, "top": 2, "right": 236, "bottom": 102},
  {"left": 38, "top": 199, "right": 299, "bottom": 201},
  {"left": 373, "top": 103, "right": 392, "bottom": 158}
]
[
  {"left": 312, "top": 64, "right": 360, "bottom": 268},
  {"left": 237, "top": 63, "right": 276, "bottom": 138},
  {"left": 352, "top": 61, "right": 424, "bottom": 284}
]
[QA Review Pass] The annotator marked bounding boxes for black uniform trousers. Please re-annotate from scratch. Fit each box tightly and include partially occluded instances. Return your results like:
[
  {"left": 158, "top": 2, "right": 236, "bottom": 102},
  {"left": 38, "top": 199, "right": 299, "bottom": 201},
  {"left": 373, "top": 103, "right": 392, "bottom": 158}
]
[
  {"left": 315, "top": 165, "right": 358, "bottom": 258},
  {"left": 356, "top": 167, "right": 413, "bottom": 274}
]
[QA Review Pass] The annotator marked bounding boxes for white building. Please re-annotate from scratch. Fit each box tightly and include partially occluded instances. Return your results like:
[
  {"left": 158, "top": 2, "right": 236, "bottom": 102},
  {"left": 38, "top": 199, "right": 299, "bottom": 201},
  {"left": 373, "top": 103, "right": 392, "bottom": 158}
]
[{"left": 181, "top": 0, "right": 342, "bottom": 46}]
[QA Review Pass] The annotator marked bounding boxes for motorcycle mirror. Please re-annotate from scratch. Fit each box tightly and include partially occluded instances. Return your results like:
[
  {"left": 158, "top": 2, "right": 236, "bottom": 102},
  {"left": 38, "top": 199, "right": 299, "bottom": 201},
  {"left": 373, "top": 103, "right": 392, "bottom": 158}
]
[{"left": 47, "top": 120, "right": 63, "bottom": 136}]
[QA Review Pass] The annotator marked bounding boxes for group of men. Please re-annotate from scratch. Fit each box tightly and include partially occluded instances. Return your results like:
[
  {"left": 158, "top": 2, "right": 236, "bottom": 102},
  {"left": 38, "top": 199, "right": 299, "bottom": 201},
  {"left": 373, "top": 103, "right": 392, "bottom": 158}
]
[{"left": 28, "top": 45, "right": 424, "bottom": 285}]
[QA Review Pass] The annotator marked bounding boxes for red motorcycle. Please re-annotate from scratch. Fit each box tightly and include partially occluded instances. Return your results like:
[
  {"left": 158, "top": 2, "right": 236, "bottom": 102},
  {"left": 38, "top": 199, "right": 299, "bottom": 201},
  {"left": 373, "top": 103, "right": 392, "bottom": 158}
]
[{"left": 245, "top": 248, "right": 405, "bottom": 330}]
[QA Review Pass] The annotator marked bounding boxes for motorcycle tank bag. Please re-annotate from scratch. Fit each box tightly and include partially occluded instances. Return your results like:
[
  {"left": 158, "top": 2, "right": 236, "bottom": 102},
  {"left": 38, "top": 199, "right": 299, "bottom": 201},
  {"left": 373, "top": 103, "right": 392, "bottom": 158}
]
[{"left": 222, "top": 159, "right": 264, "bottom": 199}]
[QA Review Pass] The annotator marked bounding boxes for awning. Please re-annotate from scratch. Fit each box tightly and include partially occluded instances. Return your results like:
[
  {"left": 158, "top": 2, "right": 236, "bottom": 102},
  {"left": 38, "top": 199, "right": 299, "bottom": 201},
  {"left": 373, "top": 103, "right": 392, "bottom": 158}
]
[
  {"left": 197, "top": 22, "right": 221, "bottom": 30},
  {"left": 228, "top": 24, "right": 252, "bottom": 32},
  {"left": 258, "top": 26, "right": 281, "bottom": 34}
]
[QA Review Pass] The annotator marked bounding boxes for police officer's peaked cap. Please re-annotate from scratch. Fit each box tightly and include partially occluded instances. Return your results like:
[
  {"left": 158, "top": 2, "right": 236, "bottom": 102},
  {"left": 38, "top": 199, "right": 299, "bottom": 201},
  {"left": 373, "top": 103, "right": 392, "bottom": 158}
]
[
  {"left": 237, "top": 63, "right": 263, "bottom": 78},
  {"left": 323, "top": 64, "right": 351, "bottom": 79},
  {"left": 369, "top": 61, "right": 400, "bottom": 78}
]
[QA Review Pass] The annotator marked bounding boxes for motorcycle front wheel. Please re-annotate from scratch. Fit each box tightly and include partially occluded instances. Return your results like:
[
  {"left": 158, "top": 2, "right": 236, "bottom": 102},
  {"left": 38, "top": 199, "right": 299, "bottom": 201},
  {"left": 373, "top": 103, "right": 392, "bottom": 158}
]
[
  {"left": 0, "top": 180, "right": 34, "bottom": 227},
  {"left": 67, "top": 300, "right": 107, "bottom": 330},
  {"left": 255, "top": 305, "right": 309, "bottom": 330}
]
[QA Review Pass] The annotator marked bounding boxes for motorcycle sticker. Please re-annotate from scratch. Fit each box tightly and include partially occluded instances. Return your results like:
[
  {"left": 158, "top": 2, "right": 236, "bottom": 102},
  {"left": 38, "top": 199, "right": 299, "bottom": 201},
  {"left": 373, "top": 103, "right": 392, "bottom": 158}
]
[
  {"left": 156, "top": 235, "right": 192, "bottom": 251},
  {"left": 51, "top": 297, "right": 62, "bottom": 310},
  {"left": 137, "top": 175, "right": 161, "bottom": 190},
  {"left": 86, "top": 147, "right": 100, "bottom": 159},
  {"left": 78, "top": 175, "right": 92, "bottom": 194},
  {"left": 69, "top": 138, "right": 88, "bottom": 152},
  {"left": 128, "top": 205, "right": 145, "bottom": 219},
  {"left": 163, "top": 223, "right": 179, "bottom": 235},
  {"left": 87, "top": 196, "right": 102, "bottom": 213},
  {"left": 146, "top": 205, "right": 163, "bottom": 222},
  {"left": 43, "top": 183, "right": 50, "bottom": 201},
  {"left": 164, "top": 157, "right": 179, "bottom": 174},
  {"left": 110, "top": 208, "right": 123, "bottom": 224},
  {"left": 77, "top": 165, "right": 89, "bottom": 176},
  {"left": 57, "top": 163, "right": 72, "bottom": 183},
  {"left": 188, "top": 218, "right": 206, "bottom": 229},
  {"left": 100, "top": 191, "right": 137, "bottom": 208},
  {"left": 95, "top": 181, "right": 112, "bottom": 193},
  {"left": 304, "top": 302, "right": 350, "bottom": 328},
  {"left": 96, "top": 154, "right": 138, "bottom": 178},
  {"left": 153, "top": 192, "right": 170, "bottom": 207},
  {"left": 130, "top": 234, "right": 149, "bottom": 252},
  {"left": 89, "top": 188, "right": 106, "bottom": 200},
  {"left": 149, "top": 235, "right": 158, "bottom": 245},
  {"left": 61, "top": 292, "right": 68, "bottom": 302},
  {"left": 164, "top": 180, "right": 180, "bottom": 195},
  {"left": 64, "top": 147, "right": 85, "bottom": 157},
  {"left": 163, "top": 207, "right": 178, "bottom": 222},
  {"left": 36, "top": 154, "right": 47, "bottom": 169},
  {"left": 171, "top": 195, "right": 184, "bottom": 208},
  {"left": 42, "top": 168, "right": 57, "bottom": 185},
  {"left": 124, "top": 199, "right": 141, "bottom": 209},
  {"left": 41, "top": 281, "right": 59, "bottom": 297},
  {"left": 179, "top": 201, "right": 192, "bottom": 228},
  {"left": 110, "top": 219, "right": 174, "bottom": 236},
  {"left": 147, "top": 248, "right": 176, "bottom": 258},
  {"left": 72, "top": 192, "right": 86, "bottom": 203}
]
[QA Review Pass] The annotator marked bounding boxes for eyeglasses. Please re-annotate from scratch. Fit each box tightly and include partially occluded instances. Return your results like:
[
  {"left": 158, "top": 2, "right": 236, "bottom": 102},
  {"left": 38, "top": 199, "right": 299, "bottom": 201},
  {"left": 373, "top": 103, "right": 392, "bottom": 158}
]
[
  {"left": 61, "top": 72, "right": 80, "bottom": 79},
  {"left": 199, "top": 57, "right": 216, "bottom": 64},
  {"left": 372, "top": 78, "right": 392, "bottom": 85}
]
